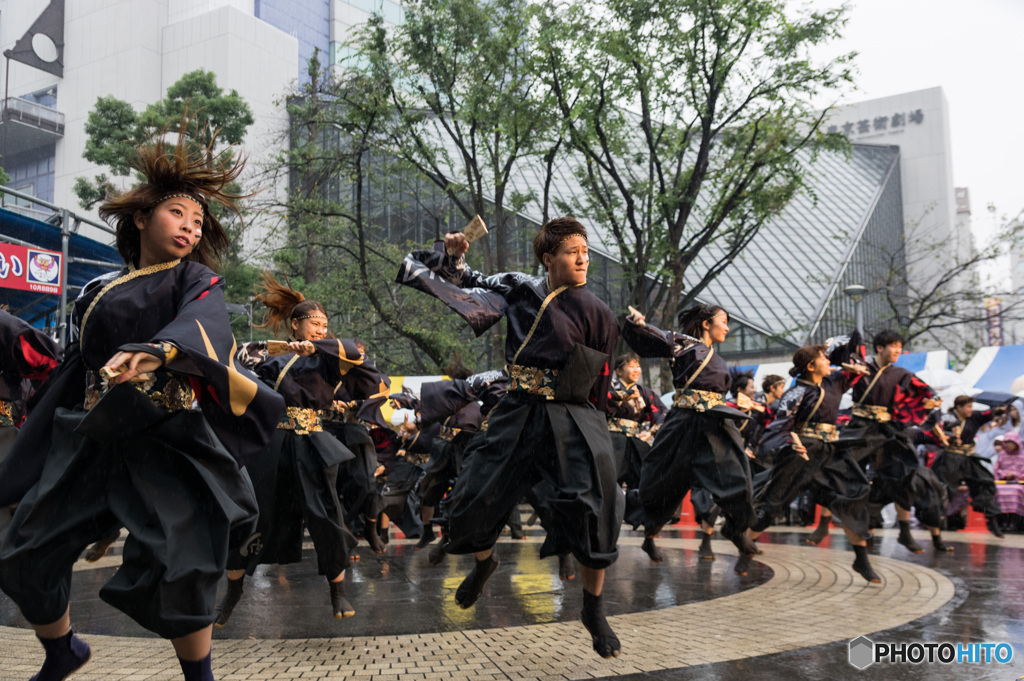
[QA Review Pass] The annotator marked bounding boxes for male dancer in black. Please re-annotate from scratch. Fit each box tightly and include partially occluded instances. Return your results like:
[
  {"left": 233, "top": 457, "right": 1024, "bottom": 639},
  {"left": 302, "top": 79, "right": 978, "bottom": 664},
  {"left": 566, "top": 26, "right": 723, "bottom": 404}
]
[
  {"left": 927, "top": 395, "right": 1006, "bottom": 538},
  {"left": 843, "top": 330, "right": 948, "bottom": 553},
  {"left": 397, "top": 217, "right": 623, "bottom": 658}
]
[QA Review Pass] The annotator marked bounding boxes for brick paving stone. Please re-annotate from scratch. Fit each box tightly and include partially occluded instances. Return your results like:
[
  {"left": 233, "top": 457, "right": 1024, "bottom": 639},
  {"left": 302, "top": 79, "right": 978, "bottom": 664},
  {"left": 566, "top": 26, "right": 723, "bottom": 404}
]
[{"left": 0, "top": 533, "right": 990, "bottom": 680}]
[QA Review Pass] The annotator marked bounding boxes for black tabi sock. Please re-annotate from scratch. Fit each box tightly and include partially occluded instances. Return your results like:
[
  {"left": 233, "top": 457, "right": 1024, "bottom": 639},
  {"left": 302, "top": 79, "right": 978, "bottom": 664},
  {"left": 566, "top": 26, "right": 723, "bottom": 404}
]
[
  {"left": 178, "top": 652, "right": 214, "bottom": 681},
  {"left": 455, "top": 551, "right": 500, "bottom": 609},
  {"left": 581, "top": 590, "right": 620, "bottom": 658},
  {"left": 897, "top": 520, "right": 924, "bottom": 553},
  {"left": 329, "top": 578, "right": 355, "bottom": 618},
  {"left": 33, "top": 629, "right": 91, "bottom": 681},
  {"left": 698, "top": 531, "right": 715, "bottom": 560},
  {"left": 807, "top": 514, "right": 831, "bottom": 543},
  {"left": 214, "top": 577, "right": 244, "bottom": 628},
  {"left": 852, "top": 544, "right": 881, "bottom": 583}
]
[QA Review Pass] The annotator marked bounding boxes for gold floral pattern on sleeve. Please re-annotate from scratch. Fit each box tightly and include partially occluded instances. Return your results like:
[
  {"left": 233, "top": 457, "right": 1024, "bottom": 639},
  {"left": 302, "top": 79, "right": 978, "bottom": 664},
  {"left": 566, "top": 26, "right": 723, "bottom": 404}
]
[
  {"left": 0, "top": 400, "right": 16, "bottom": 427},
  {"left": 83, "top": 369, "right": 196, "bottom": 413}
]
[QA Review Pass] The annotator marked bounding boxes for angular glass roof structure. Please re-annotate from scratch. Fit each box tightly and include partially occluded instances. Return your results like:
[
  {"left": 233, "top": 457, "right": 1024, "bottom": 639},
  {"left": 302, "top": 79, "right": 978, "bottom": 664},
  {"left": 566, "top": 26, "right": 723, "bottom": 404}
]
[{"left": 505, "top": 142, "right": 905, "bottom": 358}]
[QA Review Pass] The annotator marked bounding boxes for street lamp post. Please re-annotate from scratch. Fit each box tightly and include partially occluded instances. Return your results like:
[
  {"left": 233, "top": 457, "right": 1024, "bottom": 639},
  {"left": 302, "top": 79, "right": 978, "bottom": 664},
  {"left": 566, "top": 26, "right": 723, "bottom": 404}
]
[{"left": 844, "top": 284, "right": 867, "bottom": 339}]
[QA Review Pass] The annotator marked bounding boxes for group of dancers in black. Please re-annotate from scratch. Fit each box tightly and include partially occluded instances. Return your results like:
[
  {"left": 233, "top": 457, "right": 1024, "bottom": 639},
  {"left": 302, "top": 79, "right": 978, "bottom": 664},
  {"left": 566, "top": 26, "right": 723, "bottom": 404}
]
[{"left": 0, "top": 130, "right": 1007, "bottom": 681}]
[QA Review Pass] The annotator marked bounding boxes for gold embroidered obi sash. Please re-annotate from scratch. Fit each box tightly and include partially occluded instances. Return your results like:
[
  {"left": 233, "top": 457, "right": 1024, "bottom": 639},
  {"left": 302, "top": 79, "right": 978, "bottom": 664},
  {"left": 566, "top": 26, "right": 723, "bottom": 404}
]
[
  {"left": 507, "top": 364, "right": 558, "bottom": 400},
  {"left": 278, "top": 406, "right": 323, "bottom": 435},
  {"left": 608, "top": 417, "right": 640, "bottom": 436},
  {"left": 0, "top": 400, "right": 16, "bottom": 427},
  {"left": 798, "top": 423, "right": 839, "bottom": 443},
  {"left": 946, "top": 442, "right": 976, "bottom": 456},
  {"left": 672, "top": 389, "right": 725, "bottom": 412},
  {"left": 438, "top": 425, "right": 463, "bottom": 442},
  {"left": 852, "top": 404, "right": 892, "bottom": 423}
]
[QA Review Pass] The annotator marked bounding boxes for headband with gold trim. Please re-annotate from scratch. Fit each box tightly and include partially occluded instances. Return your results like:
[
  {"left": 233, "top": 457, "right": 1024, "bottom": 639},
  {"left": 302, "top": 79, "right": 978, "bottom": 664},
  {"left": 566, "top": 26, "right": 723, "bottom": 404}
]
[
  {"left": 155, "top": 193, "right": 205, "bottom": 218},
  {"left": 549, "top": 233, "right": 588, "bottom": 254}
]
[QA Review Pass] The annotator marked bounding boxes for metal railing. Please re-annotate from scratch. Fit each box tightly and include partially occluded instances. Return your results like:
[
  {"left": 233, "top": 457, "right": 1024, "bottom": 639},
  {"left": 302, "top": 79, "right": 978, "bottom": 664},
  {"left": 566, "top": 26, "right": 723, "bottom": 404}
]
[
  {"left": 0, "top": 185, "right": 119, "bottom": 344},
  {"left": 1, "top": 96, "right": 65, "bottom": 133}
]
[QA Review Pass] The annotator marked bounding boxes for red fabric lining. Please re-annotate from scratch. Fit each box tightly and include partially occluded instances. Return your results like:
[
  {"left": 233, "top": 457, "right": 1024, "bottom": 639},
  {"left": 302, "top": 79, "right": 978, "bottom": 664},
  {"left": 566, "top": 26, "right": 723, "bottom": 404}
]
[{"left": 18, "top": 336, "right": 58, "bottom": 380}]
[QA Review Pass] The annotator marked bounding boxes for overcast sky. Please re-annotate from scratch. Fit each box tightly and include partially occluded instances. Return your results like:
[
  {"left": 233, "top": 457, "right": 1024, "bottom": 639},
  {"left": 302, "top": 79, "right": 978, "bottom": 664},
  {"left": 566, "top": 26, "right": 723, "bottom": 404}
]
[{"left": 805, "top": 0, "right": 1023, "bottom": 249}]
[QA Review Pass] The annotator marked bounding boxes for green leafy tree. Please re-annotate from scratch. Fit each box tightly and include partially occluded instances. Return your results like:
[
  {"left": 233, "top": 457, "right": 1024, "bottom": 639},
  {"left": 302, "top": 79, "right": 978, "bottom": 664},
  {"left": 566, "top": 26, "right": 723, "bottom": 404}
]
[
  {"left": 255, "top": 51, "right": 490, "bottom": 374},
  {"left": 73, "top": 69, "right": 253, "bottom": 211},
  {"left": 537, "top": 0, "right": 854, "bottom": 386},
  {"left": 73, "top": 70, "right": 258, "bottom": 317},
  {"left": 355, "top": 0, "right": 560, "bottom": 273}
]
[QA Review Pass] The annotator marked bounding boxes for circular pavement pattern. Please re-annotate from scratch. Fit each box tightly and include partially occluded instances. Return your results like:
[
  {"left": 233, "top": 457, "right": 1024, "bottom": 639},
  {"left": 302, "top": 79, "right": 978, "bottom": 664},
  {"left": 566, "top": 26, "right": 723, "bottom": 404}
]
[{"left": 0, "top": 530, "right": 960, "bottom": 680}]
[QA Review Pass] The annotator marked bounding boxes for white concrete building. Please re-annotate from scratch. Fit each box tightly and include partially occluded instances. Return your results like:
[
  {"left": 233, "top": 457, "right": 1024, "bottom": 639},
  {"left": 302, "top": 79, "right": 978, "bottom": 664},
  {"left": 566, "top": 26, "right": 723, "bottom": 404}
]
[
  {"left": 0, "top": 0, "right": 298, "bottom": 248},
  {"left": 825, "top": 87, "right": 980, "bottom": 354}
]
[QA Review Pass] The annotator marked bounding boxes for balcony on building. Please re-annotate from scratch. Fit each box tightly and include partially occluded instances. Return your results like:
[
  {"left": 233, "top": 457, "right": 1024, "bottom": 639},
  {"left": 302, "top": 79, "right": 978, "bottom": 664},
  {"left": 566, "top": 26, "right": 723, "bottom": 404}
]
[{"left": 1, "top": 96, "right": 65, "bottom": 158}]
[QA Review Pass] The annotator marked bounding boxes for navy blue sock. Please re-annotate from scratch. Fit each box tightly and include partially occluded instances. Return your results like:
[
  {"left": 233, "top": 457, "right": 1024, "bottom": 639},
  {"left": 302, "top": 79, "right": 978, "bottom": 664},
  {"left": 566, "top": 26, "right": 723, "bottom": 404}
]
[
  {"left": 32, "top": 629, "right": 91, "bottom": 681},
  {"left": 178, "top": 652, "right": 214, "bottom": 681}
]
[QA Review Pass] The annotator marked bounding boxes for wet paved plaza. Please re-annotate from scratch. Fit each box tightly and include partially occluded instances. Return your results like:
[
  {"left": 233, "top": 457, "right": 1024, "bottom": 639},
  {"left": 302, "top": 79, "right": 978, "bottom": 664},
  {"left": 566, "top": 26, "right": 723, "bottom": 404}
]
[{"left": 1, "top": 525, "right": 1022, "bottom": 680}]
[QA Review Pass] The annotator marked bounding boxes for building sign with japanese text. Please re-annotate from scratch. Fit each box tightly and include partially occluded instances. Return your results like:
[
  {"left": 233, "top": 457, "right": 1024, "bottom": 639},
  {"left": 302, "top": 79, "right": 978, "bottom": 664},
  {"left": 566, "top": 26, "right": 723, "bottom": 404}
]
[
  {"left": 985, "top": 297, "right": 1004, "bottom": 347},
  {"left": 0, "top": 243, "right": 62, "bottom": 294},
  {"left": 828, "top": 109, "right": 925, "bottom": 139}
]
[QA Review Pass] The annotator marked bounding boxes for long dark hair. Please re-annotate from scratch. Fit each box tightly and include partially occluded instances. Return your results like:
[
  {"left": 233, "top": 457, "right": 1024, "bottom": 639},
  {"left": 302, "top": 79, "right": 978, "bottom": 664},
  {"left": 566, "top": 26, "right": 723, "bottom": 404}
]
[
  {"left": 98, "top": 113, "right": 247, "bottom": 270},
  {"left": 253, "top": 272, "right": 327, "bottom": 336},
  {"left": 676, "top": 304, "right": 728, "bottom": 339}
]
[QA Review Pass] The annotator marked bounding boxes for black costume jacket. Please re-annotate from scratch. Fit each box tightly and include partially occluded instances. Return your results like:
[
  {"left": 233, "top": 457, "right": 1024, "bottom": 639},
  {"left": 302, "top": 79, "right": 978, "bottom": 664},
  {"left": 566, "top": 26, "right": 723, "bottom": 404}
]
[
  {"left": 420, "top": 370, "right": 509, "bottom": 432},
  {"left": 606, "top": 377, "right": 666, "bottom": 434},
  {"left": 760, "top": 370, "right": 859, "bottom": 457},
  {"left": 397, "top": 244, "right": 616, "bottom": 407},
  {"left": 850, "top": 359, "right": 936, "bottom": 426},
  {"left": 0, "top": 310, "right": 62, "bottom": 426},
  {"left": 620, "top": 321, "right": 729, "bottom": 393},
  {"left": 0, "top": 261, "right": 285, "bottom": 506},
  {"left": 237, "top": 338, "right": 385, "bottom": 467}
]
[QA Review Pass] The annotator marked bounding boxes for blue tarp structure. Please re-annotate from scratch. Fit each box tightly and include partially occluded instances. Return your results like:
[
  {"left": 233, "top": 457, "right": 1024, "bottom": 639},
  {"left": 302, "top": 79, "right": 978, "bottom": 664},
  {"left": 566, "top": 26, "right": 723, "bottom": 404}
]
[
  {"left": 961, "top": 346, "right": 1024, "bottom": 394},
  {"left": 894, "top": 350, "right": 950, "bottom": 373},
  {"left": 0, "top": 207, "right": 121, "bottom": 327}
]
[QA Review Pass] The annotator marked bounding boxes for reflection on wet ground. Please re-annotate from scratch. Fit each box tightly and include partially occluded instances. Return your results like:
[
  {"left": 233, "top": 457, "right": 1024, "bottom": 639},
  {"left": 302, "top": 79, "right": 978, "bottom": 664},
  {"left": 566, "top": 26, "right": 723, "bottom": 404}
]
[
  {"left": 614, "top": 527, "right": 1024, "bottom": 681},
  {"left": 1, "top": 525, "right": 1022, "bottom": 681},
  {"left": 0, "top": 528, "right": 770, "bottom": 639}
]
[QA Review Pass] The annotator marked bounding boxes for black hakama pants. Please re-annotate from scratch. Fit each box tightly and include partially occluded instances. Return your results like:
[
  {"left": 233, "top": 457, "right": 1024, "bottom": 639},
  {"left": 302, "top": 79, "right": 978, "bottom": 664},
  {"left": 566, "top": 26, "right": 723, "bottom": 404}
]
[
  {"left": 845, "top": 419, "right": 947, "bottom": 527},
  {"left": 227, "top": 428, "right": 352, "bottom": 578},
  {"left": 379, "top": 459, "right": 425, "bottom": 537},
  {"left": 931, "top": 451, "right": 1000, "bottom": 517},
  {"left": 0, "top": 426, "right": 17, "bottom": 539},
  {"left": 610, "top": 431, "right": 649, "bottom": 529},
  {"left": 419, "top": 436, "right": 466, "bottom": 508},
  {"left": 444, "top": 393, "right": 623, "bottom": 570},
  {"left": 751, "top": 439, "right": 871, "bottom": 538},
  {"left": 327, "top": 422, "right": 385, "bottom": 537},
  {"left": 639, "top": 408, "right": 754, "bottom": 536},
  {"left": 0, "top": 407, "right": 257, "bottom": 639}
]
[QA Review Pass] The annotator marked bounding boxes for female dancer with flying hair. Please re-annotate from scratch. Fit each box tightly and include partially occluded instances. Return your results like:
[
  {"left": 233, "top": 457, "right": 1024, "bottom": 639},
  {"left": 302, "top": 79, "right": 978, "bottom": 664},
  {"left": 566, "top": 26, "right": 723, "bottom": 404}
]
[
  {"left": 0, "top": 125, "right": 285, "bottom": 681},
  {"left": 622, "top": 304, "right": 758, "bottom": 575},
  {"left": 215, "top": 273, "right": 387, "bottom": 626}
]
